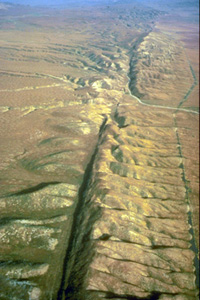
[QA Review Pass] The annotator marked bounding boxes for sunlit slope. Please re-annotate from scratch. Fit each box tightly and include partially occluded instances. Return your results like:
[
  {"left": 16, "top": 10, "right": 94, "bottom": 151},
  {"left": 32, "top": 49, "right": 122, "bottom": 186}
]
[
  {"left": 61, "top": 101, "right": 199, "bottom": 299},
  {"left": 0, "top": 1, "right": 199, "bottom": 299},
  {"left": 129, "top": 31, "right": 196, "bottom": 108}
]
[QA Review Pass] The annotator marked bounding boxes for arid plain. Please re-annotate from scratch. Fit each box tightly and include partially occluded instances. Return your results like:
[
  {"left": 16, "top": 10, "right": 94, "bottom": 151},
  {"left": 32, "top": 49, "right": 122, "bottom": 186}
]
[{"left": 0, "top": 1, "right": 199, "bottom": 300}]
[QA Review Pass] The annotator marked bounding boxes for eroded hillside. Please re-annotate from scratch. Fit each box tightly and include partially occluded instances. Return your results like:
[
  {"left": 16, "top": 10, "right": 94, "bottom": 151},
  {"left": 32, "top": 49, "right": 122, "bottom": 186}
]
[{"left": 0, "top": 1, "right": 199, "bottom": 300}]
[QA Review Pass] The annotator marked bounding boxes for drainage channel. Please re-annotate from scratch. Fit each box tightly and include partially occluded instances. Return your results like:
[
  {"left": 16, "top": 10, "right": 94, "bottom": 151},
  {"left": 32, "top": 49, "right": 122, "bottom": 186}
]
[{"left": 173, "top": 115, "right": 199, "bottom": 289}]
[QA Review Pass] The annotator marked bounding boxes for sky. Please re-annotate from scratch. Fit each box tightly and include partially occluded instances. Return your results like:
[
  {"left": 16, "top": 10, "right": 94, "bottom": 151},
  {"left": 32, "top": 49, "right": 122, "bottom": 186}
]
[
  {"left": 1, "top": 0, "right": 115, "bottom": 5},
  {"left": 1, "top": 0, "right": 199, "bottom": 8}
]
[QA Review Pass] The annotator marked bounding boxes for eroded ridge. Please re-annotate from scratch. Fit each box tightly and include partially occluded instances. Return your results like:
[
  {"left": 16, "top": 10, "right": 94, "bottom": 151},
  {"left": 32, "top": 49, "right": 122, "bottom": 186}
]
[
  {"left": 128, "top": 31, "right": 196, "bottom": 110},
  {"left": 0, "top": 2, "right": 199, "bottom": 300},
  {"left": 58, "top": 102, "right": 199, "bottom": 300},
  {"left": 0, "top": 3, "right": 159, "bottom": 298}
]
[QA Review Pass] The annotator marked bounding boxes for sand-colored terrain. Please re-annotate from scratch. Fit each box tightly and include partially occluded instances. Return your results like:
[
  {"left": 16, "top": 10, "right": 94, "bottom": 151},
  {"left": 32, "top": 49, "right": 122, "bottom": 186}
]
[{"left": 0, "top": 1, "right": 199, "bottom": 300}]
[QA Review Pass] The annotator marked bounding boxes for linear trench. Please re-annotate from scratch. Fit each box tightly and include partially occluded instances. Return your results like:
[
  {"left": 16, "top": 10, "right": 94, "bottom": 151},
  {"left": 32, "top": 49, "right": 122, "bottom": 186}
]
[
  {"left": 176, "top": 64, "right": 198, "bottom": 111},
  {"left": 173, "top": 114, "right": 199, "bottom": 289},
  {"left": 56, "top": 32, "right": 199, "bottom": 299},
  {"left": 57, "top": 115, "right": 108, "bottom": 300}
]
